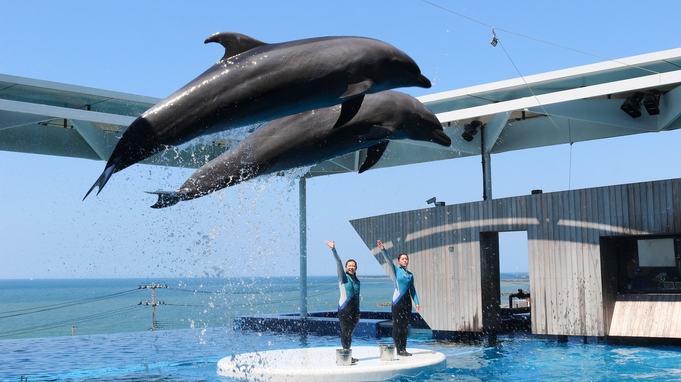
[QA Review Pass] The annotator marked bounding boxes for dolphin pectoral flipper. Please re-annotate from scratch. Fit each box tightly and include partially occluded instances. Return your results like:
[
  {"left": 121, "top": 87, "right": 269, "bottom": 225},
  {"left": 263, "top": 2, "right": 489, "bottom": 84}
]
[
  {"left": 146, "top": 191, "right": 183, "bottom": 209},
  {"left": 333, "top": 95, "right": 365, "bottom": 128},
  {"left": 358, "top": 141, "right": 389, "bottom": 173},
  {"left": 82, "top": 164, "right": 115, "bottom": 200},
  {"left": 358, "top": 125, "right": 394, "bottom": 141},
  {"left": 204, "top": 32, "right": 268, "bottom": 61}
]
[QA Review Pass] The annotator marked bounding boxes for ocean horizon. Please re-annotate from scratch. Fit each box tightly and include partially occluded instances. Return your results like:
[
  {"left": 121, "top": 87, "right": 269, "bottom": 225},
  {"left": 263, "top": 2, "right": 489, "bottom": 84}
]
[{"left": 0, "top": 273, "right": 529, "bottom": 341}]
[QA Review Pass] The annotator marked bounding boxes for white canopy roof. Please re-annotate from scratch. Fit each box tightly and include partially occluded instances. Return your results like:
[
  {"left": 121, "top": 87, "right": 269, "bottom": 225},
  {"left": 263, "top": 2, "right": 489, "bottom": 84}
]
[{"left": 2, "top": 47, "right": 680, "bottom": 177}]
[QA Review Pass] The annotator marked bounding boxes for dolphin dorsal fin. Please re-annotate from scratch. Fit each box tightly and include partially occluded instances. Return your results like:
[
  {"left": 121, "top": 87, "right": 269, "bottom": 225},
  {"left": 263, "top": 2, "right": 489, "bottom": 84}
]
[
  {"left": 204, "top": 32, "right": 268, "bottom": 61},
  {"left": 359, "top": 141, "right": 389, "bottom": 173}
]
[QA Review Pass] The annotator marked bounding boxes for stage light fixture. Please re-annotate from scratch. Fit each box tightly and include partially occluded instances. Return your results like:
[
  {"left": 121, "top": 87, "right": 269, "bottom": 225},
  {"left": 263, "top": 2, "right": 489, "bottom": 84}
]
[
  {"left": 643, "top": 90, "right": 661, "bottom": 115},
  {"left": 462, "top": 120, "right": 482, "bottom": 142},
  {"left": 426, "top": 197, "right": 445, "bottom": 206},
  {"left": 620, "top": 92, "right": 644, "bottom": 118}
]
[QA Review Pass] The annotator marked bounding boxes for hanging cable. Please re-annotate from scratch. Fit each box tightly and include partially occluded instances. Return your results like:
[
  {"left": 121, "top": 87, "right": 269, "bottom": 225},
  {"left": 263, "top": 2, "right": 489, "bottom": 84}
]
[
  {"left": 492, "top": 34, "right": 570, "bottom": 143},
  {"left": 0, "top": 289, "right": 143, "bottom": 319},
  {"left": 421, "top": 0, "right": 662, "bottom": 76},
  {"left": 0, "top": 305, "right": 140, "bottom": 338}
]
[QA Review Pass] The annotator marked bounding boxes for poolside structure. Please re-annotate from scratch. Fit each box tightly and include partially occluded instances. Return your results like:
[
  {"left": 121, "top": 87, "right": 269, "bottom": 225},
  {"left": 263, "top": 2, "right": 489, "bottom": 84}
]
[
  {"left": 3, "top": 48, "right": 681, "bottom": 341},
  {"left": 345, "top": 48, "right": 681, "bottom": 342},
  {"left": 350, "top": 178, "right": 681, "bottom": 341}
]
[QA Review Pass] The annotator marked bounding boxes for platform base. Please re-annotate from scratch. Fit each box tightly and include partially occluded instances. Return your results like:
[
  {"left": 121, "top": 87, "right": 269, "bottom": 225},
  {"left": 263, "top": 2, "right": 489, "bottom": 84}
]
[{"left": 216, "top": 346, "right": 445, "bottom": 381}]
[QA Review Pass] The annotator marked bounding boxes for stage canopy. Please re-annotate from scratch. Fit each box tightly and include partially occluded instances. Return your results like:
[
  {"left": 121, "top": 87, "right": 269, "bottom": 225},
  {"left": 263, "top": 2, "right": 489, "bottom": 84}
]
[{"left": 2, "top": 48, "right": 681, "bottom": 177}]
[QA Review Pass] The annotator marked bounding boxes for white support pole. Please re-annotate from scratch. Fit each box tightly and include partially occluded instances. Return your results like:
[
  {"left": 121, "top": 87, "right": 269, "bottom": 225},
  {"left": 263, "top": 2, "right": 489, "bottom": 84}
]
[{"left": 299, "top": 177, "right": 308, "bottom": 319}]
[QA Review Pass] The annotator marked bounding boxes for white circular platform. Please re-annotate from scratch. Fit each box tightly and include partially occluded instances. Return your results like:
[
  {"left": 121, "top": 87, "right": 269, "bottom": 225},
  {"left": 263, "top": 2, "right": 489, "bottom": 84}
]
[{"left": 216, "top": 346, "right": 446, "bottom": 381}]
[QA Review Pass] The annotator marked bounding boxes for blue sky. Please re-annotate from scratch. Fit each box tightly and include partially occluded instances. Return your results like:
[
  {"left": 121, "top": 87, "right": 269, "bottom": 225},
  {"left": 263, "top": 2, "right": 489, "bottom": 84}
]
[{"left": 2, "top": 0, "right": 681, "bottom": 279}]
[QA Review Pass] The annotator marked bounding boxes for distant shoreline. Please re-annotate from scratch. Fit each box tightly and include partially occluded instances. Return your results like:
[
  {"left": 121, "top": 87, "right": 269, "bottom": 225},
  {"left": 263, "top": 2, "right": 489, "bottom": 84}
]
[{"left": 0, "top": 274, "right": 530, "bottom": 282}]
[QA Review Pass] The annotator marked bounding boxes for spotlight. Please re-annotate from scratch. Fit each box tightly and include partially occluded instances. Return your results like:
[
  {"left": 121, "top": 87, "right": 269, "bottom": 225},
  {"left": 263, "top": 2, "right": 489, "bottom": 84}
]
[
  {"left": 620, "top": 92, "right": 644, "bottom": 118},
  {"left": 643, "top": 90, "right": 661, "bottom": 115},
  {"left": 426, "top": 197, "right": 445, "bottom": 206},
  {"left": 462, "top": 120, "right": 482, "bottom": 142}
]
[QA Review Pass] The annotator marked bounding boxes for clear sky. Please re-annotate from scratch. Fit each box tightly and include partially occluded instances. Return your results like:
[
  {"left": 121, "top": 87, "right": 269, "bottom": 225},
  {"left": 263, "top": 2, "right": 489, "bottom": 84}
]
[{"left": 2, "top": 0, "right": 681, "bottom": 279}]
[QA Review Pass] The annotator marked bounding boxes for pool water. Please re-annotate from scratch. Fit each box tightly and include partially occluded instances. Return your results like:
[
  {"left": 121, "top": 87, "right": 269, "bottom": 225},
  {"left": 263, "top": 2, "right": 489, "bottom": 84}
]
[{"left": 2, "top": 328, "right": 680, "bottom": 381}]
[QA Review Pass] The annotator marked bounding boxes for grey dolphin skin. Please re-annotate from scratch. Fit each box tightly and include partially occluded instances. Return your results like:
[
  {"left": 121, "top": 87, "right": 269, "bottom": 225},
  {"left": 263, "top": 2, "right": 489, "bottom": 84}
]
[
  {"left": 148, "top": 90, "right": 451, "bottom": 208},
  {"left": 83, "top": 32, "right": 432, "bottom": 200}
]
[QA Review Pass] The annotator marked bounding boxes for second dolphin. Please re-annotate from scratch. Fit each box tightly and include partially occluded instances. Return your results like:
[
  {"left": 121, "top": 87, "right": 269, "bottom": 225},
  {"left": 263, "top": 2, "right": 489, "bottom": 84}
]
[{"left": 149, "top": 91, "right": 451, "bottom": 208}]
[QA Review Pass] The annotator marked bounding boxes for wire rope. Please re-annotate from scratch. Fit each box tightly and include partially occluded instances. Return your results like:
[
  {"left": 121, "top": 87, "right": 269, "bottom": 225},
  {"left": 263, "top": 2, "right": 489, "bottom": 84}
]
[
  {"left": 0, "top": 289, "right": 143, "bottom": 319},
  {"left": 0, "top": 305, "right": 139, "bottom": 338}
]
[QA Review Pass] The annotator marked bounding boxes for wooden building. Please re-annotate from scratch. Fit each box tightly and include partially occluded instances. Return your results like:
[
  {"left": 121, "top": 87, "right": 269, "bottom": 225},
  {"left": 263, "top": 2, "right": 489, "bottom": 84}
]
[{"left": 350, "top": 177, "right": 681, "bottom": 340}]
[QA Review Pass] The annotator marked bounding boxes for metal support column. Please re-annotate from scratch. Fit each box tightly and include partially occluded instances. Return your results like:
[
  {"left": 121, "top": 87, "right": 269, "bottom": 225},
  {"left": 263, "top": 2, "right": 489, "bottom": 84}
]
[
  {"left": 479, "top": 112, "right": 508, "bottom": 201},
  {"left": 481, "top": 125, "right": 493, "bottom": 200},
  {"left": 299, "top": 177, "right": 308, "bottom": 319},
  {"left": 482, "top": 151, "right": 492, "bottom": 200}
]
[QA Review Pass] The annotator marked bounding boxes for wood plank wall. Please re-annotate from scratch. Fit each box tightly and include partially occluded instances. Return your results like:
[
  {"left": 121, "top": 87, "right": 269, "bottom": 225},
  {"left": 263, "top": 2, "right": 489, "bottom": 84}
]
[
  {"left": 350, "top": 178, "right": 681, "bottom": 337},
  {"left": 609, "top": 294, "right": 681, "bottom": 337}
]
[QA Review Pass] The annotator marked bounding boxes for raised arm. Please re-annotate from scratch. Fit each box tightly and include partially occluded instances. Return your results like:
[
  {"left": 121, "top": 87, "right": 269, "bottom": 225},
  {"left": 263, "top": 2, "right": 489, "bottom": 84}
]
[
  {"left": 376, "top": 240, "right": 398, "bottom": 283},
  {"left": 326, "top": 240, "right": 345, "bottom": 280}
]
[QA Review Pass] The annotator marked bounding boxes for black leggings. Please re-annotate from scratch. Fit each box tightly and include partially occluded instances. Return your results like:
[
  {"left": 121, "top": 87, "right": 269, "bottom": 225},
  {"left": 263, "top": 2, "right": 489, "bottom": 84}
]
[
  {"left": 392, "top": 292, "right": 412, "bottom": 352},
  {"left": 338, "top": 307, "right": 359, "bottom": 349}
]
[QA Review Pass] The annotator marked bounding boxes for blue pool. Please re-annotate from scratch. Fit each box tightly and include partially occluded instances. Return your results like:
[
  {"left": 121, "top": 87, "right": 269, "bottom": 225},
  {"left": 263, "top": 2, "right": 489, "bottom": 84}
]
[{"left": 2, "top": 328, "right": 681, "bottom": 381}]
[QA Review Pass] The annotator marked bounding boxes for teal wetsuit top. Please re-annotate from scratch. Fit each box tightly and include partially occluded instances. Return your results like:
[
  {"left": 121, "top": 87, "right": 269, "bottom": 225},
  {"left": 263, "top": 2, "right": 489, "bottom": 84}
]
[
  {"left": 379, "top": 249, "right": 419, "bottom": 306},
  {"left": 332, "top": 248, "right": 360, "bottom": 310}
]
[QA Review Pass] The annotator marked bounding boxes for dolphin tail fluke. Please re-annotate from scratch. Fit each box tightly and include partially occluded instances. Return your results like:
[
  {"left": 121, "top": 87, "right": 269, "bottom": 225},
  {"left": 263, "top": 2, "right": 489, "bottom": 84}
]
[
  {"left": 147, "top": 191, "right": 183, "bottom": 209},
  {"left": 83, "top": 165, "right": 116, "bottom": 200}
]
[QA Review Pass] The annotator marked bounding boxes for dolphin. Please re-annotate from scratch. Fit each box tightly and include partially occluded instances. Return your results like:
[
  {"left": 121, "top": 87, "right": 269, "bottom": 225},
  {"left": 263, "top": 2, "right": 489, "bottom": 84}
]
[
  {"left": 83, "top": 32, "right": 432, "bottom": 199},
  {"left": 148, "top": 90, "right": 451, "bottom": 208}
]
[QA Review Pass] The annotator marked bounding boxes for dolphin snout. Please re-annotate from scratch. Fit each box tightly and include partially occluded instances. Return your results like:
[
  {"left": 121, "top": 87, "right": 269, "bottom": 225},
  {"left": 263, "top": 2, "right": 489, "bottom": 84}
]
[{"left": 416, "top": 74, "right": 432, "bottom": 88}]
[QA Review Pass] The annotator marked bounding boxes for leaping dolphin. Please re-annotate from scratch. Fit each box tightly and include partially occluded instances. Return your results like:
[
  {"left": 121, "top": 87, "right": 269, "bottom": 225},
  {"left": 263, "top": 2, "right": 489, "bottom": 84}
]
[
  {"left": 84, "top": 32, "right": 432, "bottom": 199},
  {"left": 148, "top": 90, "right": 451, "bottom": 208}
]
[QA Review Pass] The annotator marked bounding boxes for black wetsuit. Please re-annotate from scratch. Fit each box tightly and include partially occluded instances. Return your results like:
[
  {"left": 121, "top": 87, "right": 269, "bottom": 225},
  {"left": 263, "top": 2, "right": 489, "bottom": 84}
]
[
  {"left": 332, "top": 248, "right": 360, "bottom": 349},
  {"left": 392, "top": 288, "right": 412, "bottom": 353},
  {"left": 378, "top": 249, "right": 419, "bottom": 354}
]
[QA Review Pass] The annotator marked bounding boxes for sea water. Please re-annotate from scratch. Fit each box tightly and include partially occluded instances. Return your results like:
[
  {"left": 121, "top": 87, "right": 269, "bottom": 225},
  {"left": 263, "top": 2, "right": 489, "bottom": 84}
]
[
  {"left": 0, "top": 277, "right": 398, "bottom": 339},
  {"left": 0, "top": 275, "right": 529, "bottom": 340},
  {"left": 3, "top": 275, "right": 680, "bottom": 381}
]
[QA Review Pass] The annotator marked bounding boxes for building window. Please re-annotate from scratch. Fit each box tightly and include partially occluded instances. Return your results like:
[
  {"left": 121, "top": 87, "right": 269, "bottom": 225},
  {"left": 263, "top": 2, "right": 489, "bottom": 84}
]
[{"left": 615, "top": 236, "right": 681, "bottom": 293}]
